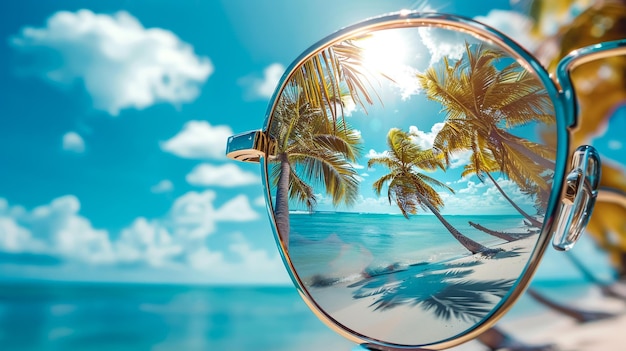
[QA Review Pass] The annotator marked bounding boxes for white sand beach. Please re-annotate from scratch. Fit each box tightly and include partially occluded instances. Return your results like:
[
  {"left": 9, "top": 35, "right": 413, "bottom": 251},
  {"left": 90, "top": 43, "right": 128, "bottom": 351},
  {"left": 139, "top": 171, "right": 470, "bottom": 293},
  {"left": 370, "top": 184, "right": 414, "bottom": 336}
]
[
  {"left": 304, "top": 234, "right": 541, "bottom": 346},
  {"left": 450, "top": 282, "right": 626, "bottom": 351}
]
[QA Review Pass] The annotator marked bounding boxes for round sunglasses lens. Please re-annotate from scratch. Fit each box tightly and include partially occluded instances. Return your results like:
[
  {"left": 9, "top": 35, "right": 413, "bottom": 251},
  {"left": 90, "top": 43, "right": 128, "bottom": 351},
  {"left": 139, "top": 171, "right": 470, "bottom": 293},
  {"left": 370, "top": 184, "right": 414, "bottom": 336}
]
[{"left": 265, "top": 20, "right": 558, "bottom": 347}]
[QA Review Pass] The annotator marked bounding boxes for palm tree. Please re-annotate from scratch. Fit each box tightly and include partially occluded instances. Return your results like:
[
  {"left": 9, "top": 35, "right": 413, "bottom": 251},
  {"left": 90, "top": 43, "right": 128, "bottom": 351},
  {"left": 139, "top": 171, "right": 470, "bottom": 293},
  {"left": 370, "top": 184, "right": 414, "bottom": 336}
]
[
  {"left": 268, "top": 35, "right": 391, "bottom": 249},
  {"left": 417, "top": 42, "right": 556, "bottom": 202},
  {"left": 368, "top": 128, "right": 495, "bottom": 255},
  {"left": 269, "top": 87, "right": 362, "bottom": 248},
  {"left": 461, "top": 145, "right": 544, "bottom": 229},
  {"left": 288, "top": 39, "right": 381, "bottom": 127}
]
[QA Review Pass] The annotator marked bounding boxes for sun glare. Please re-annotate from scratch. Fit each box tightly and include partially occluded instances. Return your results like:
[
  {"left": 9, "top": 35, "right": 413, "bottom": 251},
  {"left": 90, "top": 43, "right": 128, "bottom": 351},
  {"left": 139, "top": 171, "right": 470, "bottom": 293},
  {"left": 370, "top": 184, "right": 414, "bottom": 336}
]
[
  {"left": 359, "top": 30, "right": 409, "bottom": 75},
  {"left": 358, "top": 30, "right": 421, "bottom": 99}
]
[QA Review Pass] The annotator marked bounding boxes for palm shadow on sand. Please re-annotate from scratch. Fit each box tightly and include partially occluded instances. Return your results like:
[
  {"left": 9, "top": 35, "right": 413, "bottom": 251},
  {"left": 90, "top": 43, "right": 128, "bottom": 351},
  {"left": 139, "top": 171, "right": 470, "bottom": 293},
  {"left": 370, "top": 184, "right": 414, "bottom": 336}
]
[{"left": 349, "top": 260, "right": 516, "bottom": 322}]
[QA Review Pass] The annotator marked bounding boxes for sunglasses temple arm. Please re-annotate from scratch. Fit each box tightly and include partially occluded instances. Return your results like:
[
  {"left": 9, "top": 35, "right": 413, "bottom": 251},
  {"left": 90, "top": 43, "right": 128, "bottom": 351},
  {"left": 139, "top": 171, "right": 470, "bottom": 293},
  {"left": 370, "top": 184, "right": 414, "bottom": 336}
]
[
  {"left": 597, "top": 187, "right": 626, "bottom": 207},
  {"left": 555, "top": 39, "right": 626, "bottom": 128}
]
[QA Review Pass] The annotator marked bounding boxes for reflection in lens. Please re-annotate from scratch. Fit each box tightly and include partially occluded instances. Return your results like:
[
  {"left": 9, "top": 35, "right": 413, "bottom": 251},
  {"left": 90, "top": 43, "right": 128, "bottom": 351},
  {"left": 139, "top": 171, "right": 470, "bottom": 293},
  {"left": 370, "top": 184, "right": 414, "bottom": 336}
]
[{"left": 266, "top": 25, "right": 556, "bottom": 346}]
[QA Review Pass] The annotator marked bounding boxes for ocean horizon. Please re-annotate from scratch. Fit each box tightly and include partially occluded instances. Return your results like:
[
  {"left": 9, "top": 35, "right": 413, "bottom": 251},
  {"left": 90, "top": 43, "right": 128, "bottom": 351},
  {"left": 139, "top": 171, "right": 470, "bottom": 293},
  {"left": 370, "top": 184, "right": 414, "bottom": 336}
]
[{"left": 289, "top": 212, "right": 529, "bottom": 280}]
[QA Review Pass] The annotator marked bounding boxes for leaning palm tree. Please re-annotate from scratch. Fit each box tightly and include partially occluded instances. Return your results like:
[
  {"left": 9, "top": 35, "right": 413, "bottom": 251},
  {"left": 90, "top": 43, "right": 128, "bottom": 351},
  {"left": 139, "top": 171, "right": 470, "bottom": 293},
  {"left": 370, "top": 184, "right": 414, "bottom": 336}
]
[
  {"left": 269, "top": 86, "right": 362, "bottom": 248},
  {"left": 461, "top": 145, "right": 544, "bottom": 229},
  {"left": 417, "top": 42, "right": 556, "bottom": 198},
  {"left": 368, "top": 128, "right": 495, "bottom": 255}
]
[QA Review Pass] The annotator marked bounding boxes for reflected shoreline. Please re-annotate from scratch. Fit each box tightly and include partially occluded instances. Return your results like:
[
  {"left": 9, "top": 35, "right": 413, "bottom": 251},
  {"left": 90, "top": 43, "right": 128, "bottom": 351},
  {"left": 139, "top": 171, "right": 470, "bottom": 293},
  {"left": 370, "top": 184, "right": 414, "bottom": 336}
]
[{"left": 303, "top": 233, "right": 538, "bottom": 345}]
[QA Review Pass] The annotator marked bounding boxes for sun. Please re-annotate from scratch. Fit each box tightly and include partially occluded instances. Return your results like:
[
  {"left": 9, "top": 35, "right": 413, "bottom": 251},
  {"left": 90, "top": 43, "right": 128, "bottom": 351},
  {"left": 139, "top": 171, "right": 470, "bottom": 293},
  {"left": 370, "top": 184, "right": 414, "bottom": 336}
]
[
  {"left": 359, "top": 30, "right": 410, "bottom": 75},
  {"left": 357, "top": 29, "right": 422, "bottom": 99}
]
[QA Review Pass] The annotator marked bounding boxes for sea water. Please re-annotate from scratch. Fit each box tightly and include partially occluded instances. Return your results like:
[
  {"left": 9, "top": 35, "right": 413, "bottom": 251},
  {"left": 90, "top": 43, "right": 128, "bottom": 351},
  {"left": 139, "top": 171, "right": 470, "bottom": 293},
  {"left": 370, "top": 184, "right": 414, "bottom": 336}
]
[
  {"left": 0, "top": 280, "right": 595, "bottom": 351},
  {"left": 0, "top": 283, "right": 353, "bottom": 351},
  {"left": 289, "top": 213, "right": 527, "bottom": 279},
  {"left": 0, "top": 212, "right": 609, "bottom": 350}
]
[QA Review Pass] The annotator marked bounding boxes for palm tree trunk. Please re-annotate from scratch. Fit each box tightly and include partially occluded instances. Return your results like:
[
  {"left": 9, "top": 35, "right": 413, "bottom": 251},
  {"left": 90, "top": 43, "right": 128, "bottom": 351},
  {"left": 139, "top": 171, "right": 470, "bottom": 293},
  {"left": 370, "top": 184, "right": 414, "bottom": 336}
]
[
  {"left": 416, "top": 193, "right": 492, "bottom": 255},
  {"left": 507, "top": 140, "right": 555, "bottom": 170},
  {"left": 468, "top": 221, "right": 532, "bottom": 242},
  {"left": 526, "top": 288, "right": 614, "bottom": 323},
  {"left": 274, "top": 152, "right": 291, "bottom": 249},
  {"left": 494, "top": 130, "right": 555, "bottom": 170},
  {"left": 485, "top": 172, "right": 543, "bottom": 229},
  {"left": 478, "top": 327, "right": 555, "bottom": 351}
]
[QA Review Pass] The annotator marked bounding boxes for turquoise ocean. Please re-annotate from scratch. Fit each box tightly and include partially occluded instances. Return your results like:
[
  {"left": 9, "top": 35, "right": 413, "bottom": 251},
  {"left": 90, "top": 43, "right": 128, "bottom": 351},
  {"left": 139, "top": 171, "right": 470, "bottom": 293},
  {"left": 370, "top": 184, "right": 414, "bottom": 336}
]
[
  {"left": 289, "top": 212, "right": 528, "bottom": 279},
  {"left": 0, "top": 213, "right": 606, "bottom": 351}
]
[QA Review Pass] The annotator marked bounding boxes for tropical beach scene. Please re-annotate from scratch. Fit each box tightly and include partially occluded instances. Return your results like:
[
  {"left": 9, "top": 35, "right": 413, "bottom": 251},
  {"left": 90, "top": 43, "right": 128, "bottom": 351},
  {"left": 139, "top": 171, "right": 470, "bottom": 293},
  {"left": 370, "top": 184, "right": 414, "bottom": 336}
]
[
  {"left": 265, "top": 25, "right": 558, "bottom": 345},
  {"left": 3, "top": 0, "right": 626, "bottom": 350}
]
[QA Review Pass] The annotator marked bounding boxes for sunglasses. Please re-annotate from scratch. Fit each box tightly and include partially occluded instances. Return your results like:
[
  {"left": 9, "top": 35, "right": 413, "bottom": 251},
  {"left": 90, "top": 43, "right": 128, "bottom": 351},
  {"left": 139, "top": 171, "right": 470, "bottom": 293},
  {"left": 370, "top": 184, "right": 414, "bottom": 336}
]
[{"left": 226, "top": 11, "right": 626, "bottom": 350}]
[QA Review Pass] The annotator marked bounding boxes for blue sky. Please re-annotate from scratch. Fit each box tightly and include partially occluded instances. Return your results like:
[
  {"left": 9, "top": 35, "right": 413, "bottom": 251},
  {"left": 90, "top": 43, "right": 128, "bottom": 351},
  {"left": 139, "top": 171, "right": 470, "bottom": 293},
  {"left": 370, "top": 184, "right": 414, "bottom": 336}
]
[{"left": 0, "top": 0, "right": 622, "bottom": 285}]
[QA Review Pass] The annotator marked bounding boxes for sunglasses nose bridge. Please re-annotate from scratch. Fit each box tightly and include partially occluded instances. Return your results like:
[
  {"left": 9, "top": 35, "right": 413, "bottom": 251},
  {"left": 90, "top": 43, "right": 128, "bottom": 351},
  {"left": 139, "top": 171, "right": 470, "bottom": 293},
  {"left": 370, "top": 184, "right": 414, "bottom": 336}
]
[{"left": 552, "top": 145, "right": 601, "bottom": 251}]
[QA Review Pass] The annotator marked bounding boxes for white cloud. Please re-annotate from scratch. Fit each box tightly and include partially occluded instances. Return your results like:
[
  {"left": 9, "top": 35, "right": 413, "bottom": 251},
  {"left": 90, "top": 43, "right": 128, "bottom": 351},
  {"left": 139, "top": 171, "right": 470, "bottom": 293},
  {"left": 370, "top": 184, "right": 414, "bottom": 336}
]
[
  {"left": 408, "top": 123, "right": 444, "bottom": 149},
  {"left": 350, "top": 162, "right": 365, "bottom": 170},
  {"left": 62, "top": 132, "right": 85, "bottom": 153},
  {"left": 161, "top": 120, "right": 233, "bottom": 159},
  {"left": 448, "top": 149, "right": 472, "bottom": 169},
  {"left": 418, "top": 27, "right": 468, "bottom": 66},
  {"left": 10, "top": 195, "right": 116, "bottom": 264},
  {"left": 116, "top": 217, "right": 183, "bottom": 267},
  {"left": 168, "top": 190, "right": 219, "bottom": 239},
  {"left": 0, "top": 190, "right": 260, "bottom": 263},
  {"left": 10, "top": 10, "right": 212, "bottom": 115},
  {"left": 186, "top": 234, "right": 288, "bottom": 284},
  {"left": 186, "top": 163, "right": 260, "bottom": 187},
  {"left": 0, "top": 217, "right": 36, "bottom": 253},
  {"left": 0, "top": 193, "right": 280, "bottom": 284},
  {"left": 168, "top": 191, "right": 259, "bottom": 239},
  {"left": 254, "top": 196, "right": 266, "bottom": 207},
  {"left": 474, "top": 10, "right": 538, "bottom": 51},
  {"left": 214, "top": 195, "right": 260, "bottom": 221},
  {"left": 239, "top": 63, "right": 285, "bottom": 99},
  {"left": 150, "top": 179, "right": 173, "bottom": 194},
  {"left": 408, "top": 123, "right": 471, "bottom": 168},
  {"left": 438, "top": 175, "right": 535, "bottom": 215},
  {"left": 365, "top": 149, "right": 389, "bottom": 159},
  {"left": 457, "top": 180, "right": 486, "bottom": 194}
]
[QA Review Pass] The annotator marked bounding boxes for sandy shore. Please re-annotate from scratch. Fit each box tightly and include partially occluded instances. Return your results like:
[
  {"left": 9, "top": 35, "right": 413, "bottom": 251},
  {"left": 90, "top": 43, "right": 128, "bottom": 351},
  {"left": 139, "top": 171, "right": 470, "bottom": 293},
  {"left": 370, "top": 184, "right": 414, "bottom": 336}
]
[
  {"left": 305, "top": 234, "right": 540, "bottom": 346},
  {"left": 450, "top": 282, "right": 626, "bottom": 350}
]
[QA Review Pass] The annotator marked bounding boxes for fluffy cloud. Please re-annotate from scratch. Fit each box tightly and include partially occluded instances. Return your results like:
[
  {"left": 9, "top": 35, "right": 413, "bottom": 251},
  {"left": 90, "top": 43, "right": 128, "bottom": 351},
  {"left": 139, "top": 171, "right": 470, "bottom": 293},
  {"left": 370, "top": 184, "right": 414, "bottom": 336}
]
[
  {"left": 409, "top": 123, "right": 444, "bottom": 149},
  {"left": 439, "top": 175, "right": 535, "bottom": 215},
  {"left": 0, "top": 191, "right": 261, "bottom": 269},
  {"left": 116, "top": 217, "right": 183, "bottom": 267},
  {"left": 186, "top": 235, "right": 287, "bottom": 284},
  {"left": 161, "top": 120, "right": 233, "bottom": 159},
  {"left": 10, "top": 10, "right": 212, "bottom": 115},
  {"left": 186, "top": 163, "right": 260, "bottom": 187},
  {"left": 5, "top": 195, "right": 115, "bottom": 264},
  {"left": 150, "top": 179, "right": 173, "bottom": 194},
  {"left": 474, "top": 10, "right": 538, "bottom": 52},
  {"left": 365, "top": 149, "right": 390, "bottom": 159},
  {"left": 0, "top": 217, "right": 38, "bottom": 253},
  {"left": 62, "top": 132, "right": 85, "bottom": 153},
  {"left": 239, "top": 63, "right": 285, "bottom": 99},
  {"left": 418, "top": 27, "right": 469, "bottom": 67},
  {"left": 254, "top": 195, "right": 266, "bottom": 207},
  {"left": 408, "top": 123, "right": 471, "bottom": 169},
  {"left": 214, "top": 194, "right": 260, "bottom": 221}
]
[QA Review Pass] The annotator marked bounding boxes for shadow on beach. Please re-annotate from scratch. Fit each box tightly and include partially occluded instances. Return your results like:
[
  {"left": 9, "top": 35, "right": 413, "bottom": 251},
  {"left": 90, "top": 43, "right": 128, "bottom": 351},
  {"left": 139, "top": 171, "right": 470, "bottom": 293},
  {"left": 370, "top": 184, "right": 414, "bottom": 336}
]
[
  {"left": 349, "top": 260, "right": 515, "bottom": 322},
  {"left": 307, "top": 238, "right": 537, "bottom": 323}
]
